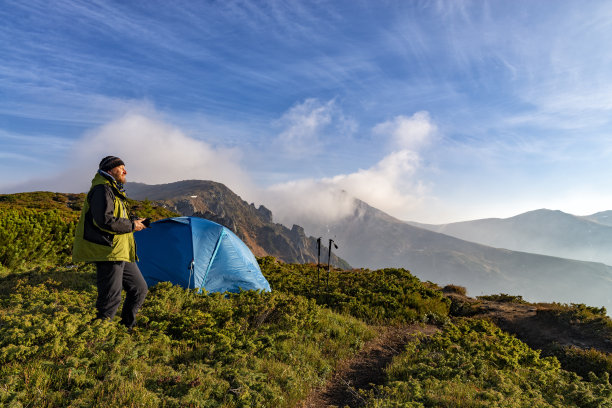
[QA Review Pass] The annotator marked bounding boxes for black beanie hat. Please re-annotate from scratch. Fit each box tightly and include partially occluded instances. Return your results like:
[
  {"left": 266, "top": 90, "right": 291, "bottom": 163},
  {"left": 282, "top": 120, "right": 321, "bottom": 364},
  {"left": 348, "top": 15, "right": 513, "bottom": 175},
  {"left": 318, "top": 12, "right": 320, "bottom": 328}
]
[{"left": 99, "top": 156, "right": 125, "bottom": 172}]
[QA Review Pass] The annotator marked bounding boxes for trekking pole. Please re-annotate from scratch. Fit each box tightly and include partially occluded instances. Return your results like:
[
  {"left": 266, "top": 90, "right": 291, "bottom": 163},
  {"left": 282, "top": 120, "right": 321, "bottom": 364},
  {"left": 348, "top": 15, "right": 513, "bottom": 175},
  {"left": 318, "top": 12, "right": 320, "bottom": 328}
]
[
  {"left": 327, "top": 239, "right": 338, "bottom": 292},
  {"left": 316, "top": 237, "right": 322, "bottom": 293}
]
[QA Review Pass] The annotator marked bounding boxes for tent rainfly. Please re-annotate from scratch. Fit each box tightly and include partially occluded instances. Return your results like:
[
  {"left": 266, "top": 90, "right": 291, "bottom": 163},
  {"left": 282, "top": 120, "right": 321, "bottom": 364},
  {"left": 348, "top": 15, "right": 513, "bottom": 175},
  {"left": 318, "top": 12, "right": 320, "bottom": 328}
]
[{"left": 134, "top": 217, "right": 271, "bottom": 293}]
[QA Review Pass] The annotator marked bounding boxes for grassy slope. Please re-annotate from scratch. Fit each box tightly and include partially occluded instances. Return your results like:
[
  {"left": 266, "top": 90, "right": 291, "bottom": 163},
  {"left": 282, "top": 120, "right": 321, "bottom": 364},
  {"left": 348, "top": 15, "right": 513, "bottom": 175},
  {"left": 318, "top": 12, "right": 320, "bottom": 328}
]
[
  {"left": 365, "top": 319, "right": 612, "bottom": 407},
  {"left": 2, "top": 192, "right": 612, "bottom": 407},
  {"left": 259, "top": 256, "right": 450, "bottom": 325},
  {"left": 451, "top": 291, "right": 612, "bottom": 383},
  {"left": 0, "top": 265, "right": 374, "bottom": 407},
  {"left": 0, "top": 193, "right": 374, "bottom": 407},
  {"left": 0, "top": 192, "right": 177, "bottom": 275}
]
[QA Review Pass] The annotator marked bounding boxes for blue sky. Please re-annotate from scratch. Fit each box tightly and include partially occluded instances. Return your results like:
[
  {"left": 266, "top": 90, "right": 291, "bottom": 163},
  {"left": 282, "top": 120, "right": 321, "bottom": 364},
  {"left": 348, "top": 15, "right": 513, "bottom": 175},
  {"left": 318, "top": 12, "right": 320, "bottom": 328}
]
[{"left": 2, "top": 0, "right": 612, "bottom": 224}]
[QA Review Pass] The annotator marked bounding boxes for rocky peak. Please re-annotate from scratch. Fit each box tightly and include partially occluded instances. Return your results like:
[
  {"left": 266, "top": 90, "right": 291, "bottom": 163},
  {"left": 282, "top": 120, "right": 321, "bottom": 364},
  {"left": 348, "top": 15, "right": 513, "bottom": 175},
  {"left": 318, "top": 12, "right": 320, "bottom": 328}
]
[
  {"left": 257, "top": 205, "right": 273, "bottom": 223},
  {"left": 126, "top": 180, "right": 350, "bottom": 268}
]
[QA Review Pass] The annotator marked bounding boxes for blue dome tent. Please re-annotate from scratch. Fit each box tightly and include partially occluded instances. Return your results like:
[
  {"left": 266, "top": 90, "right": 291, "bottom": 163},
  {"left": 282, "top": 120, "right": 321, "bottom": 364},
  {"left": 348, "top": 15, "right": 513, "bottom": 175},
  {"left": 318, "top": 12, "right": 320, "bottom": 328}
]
[{"left": 134, "top": 217, "right": 271, "bottom": 293}]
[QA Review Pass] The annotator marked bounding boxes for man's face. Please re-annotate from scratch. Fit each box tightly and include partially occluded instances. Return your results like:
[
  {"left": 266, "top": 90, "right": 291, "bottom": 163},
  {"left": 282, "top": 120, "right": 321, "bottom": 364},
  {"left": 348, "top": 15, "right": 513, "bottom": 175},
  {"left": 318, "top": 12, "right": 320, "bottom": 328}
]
[{"left": 108, "top": 165, "right": 127, "bottom": 184}]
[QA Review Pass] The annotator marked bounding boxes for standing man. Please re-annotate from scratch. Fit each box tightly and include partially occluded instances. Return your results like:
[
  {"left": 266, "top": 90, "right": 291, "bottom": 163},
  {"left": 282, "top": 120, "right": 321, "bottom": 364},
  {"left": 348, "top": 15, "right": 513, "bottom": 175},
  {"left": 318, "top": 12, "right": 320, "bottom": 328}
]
[{"left": 73, "top": 156, "right": 148, "bottom": 329}]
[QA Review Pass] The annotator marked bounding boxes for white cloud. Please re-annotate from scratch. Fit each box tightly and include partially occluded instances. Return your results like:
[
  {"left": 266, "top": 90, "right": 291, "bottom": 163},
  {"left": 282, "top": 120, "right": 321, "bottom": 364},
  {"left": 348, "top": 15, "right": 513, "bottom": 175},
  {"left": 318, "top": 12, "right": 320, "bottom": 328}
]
[
  {"left": 274, "top": 98, "right": 351, "bottom": 156},
  {"left": 5, "top": 107, "right": 442, "bottom": 227},
  {"left": 373, "top": 111, "right": 437, "bottom": 150},
  {"left": 264, "top": 111, "right": 438, "bottom": 226},
  {"left": 265, "top": 149, "right": 429, "bottom": 227},
  {"left": 265, "top": 179, "right": 357, "bottom": 226},
  {"left": 330, "top": 149, "right": 426, "bottom": 211},
  {"left": 6, "top": 112, "right": 253, "bottom": 197}
]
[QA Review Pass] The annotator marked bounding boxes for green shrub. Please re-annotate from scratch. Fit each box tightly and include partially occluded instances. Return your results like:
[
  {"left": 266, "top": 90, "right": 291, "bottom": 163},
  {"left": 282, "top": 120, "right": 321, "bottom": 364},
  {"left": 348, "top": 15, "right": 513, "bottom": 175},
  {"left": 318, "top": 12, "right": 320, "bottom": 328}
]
[
  {"left": 535, "top": 303, "right": 612, "bottom": 347},
  {"left": 477, "top": 293, "right": 527, "bottom": 304},
  {"left": 538, "top": 303, "right": 609, "bottom": 325},
  {"left": 0, "top": 208, "right": 77, "bottom": 272},
  {"left": 259, "top": 257, "right": 450, "bottom": 324},
  {"left": 0, "top": 191, "right": 85, "bottom": 213},
  {"left": 553, "top": 345, "right": 612, "bottom": 380},
  {"left": 0, "top": 192, "right": 178, "bottom": 274},
  {"left": 442, "top": 284, "right": 467, "bottom": 296},
  {"left": 0, "top": 272, "right": 374, "bottom": 407},
  {"left": 364, "top": 319, "right": 612, "bottom": 407},
  {"left": 533, "top": 303, "right": 612, "bottom": 380},
  {"left": 127, "top": 198, "right": 179, "bottom": 221}
]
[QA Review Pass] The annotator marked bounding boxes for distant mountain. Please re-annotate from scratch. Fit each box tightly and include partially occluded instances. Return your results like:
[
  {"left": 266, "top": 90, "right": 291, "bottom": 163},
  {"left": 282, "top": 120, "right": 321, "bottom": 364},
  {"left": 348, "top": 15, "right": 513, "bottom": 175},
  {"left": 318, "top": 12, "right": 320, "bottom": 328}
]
[
  {"left": 299, "top": 200, "right": 612, "bottom": 309},
  {"left": 410, "top": 209, "right": 612, "bottom": 265},
  {"left": 126, "top": 180, "right": 612, "bottom": 309},
  {"left": 583, "top": 210, "right": 612, "bottom": 227},
  {"left": 126, "top": 180, "right": 349, "bottom": 268}
]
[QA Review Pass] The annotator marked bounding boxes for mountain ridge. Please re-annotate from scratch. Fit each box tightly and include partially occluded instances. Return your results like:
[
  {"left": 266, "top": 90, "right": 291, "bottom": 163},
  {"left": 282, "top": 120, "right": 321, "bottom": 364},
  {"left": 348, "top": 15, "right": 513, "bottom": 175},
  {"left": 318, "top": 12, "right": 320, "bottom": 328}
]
[
  {"left": 409, "top": 208, "right": 612, "bottom": 265},
  {"left": 296, "top": 198, "right": 612, "bottom": 309},
  {"left": 2, "top": 190, "right": 612, "bottom": 406},
  {"left": 7, "top": 181, "right": 611, "bottom": 311},
  {"left": 125, "top": 180, "right": 612, "bottom": 310},
  {"left": 126, "top": 180, "right": 349, "bottom": 268}
]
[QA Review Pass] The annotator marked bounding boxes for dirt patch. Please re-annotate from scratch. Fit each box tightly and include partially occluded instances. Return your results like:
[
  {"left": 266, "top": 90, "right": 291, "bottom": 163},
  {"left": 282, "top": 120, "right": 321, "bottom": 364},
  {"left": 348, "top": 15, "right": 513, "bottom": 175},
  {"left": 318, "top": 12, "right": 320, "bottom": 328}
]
[
  {"left": 299, "top": 294, "right": 612, "bottom": 408},
  {"left": 447, "top": 292, "right": 612, "bottom": 354},
  {"left": 299, "top": 324, "right": 438, "bottom": 408},
  {"left": 484, "top": 303, "right": 612, "bottom": 353}
]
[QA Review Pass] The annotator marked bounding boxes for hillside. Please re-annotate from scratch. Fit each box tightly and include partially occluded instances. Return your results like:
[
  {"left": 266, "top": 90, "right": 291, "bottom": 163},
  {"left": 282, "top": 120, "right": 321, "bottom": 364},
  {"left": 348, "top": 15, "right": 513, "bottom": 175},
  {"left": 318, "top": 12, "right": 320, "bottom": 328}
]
[
  {"left": 125, "top": 181, "right": 612, "bottom": 311},
  {"left": 445, "top": 288, "right": 612, "bottom": 383},
  {"left": 411, "top": 209, "right": 612, "bottom": 265},
  {"left": 126, "top": 180, "right": 349, "bottom": 268},
  {"left": 584, "top": 210, "right": 612, "bottom": 226},
  {"left": 298, "top": 199, "right": 612, "bottom": 310},
  {"left": 0, "top": 191, "right": 178, "bottom": 274},
  {"left": 2, "top": 202, "right": 612, "bottom": 406}
]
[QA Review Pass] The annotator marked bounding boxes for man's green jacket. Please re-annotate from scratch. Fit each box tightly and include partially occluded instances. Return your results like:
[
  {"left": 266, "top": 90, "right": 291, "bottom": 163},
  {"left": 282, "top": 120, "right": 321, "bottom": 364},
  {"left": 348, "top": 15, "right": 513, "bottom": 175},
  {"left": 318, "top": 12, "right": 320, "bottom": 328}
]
[{"left": 72, "top": 172, "right": 137, "bottom": 263}]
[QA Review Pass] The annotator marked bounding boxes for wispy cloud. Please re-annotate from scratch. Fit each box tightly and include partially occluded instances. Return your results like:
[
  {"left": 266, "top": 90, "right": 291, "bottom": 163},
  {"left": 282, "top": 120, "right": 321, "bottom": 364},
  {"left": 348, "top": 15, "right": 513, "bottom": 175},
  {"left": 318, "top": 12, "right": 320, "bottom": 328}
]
[
  {"left": 275, "top": 98, "right": 334, "bottom": 155},
  {"left": 274, "top": 98, "right": 357, "bottom": 157},
  {"left": 0, "top": 85, "right": 152, "bottom": 127},
  {"left": 0, "top": 129, "right": 75, "bottom": 190},
  {"left": 4, "top": 112, "right": 253, "bottom": 196},
  {"left": 0, "top": 130, "right": 72, "bottom": 151},
  {"left": 264, "top": 111, "right": 438, "bottom": 225}
]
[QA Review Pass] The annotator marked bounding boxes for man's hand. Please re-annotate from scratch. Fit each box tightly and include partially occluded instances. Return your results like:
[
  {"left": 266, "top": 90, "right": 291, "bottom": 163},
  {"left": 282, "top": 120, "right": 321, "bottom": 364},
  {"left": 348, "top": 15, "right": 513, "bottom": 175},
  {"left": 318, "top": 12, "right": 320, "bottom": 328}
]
[{"left": 133, "top": 218, "right": 147, "bottom": 232}]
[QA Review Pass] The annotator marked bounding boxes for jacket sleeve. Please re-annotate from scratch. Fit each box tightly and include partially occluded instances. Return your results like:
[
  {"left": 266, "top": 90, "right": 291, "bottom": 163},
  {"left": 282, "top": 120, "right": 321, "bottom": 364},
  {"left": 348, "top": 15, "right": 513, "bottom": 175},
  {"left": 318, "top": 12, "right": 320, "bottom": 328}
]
[{"left": 89, "top": 184, "right": 134, "bottom": 234}]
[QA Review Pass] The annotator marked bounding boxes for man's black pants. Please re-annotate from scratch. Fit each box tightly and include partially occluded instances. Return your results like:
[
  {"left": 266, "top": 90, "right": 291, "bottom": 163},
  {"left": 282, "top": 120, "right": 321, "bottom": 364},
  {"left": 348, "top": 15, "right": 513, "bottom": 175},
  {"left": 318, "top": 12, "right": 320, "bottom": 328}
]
[{"left": 95, "top": 261, "right": 148, "bottom": 328}]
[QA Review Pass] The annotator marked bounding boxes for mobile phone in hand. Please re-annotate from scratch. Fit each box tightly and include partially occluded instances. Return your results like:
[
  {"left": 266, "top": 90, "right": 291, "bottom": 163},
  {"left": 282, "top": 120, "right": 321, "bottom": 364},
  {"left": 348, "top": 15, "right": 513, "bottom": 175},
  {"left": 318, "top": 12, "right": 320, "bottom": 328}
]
[{"left": 142, "top": 218, "right": 152, "bottom": 228}]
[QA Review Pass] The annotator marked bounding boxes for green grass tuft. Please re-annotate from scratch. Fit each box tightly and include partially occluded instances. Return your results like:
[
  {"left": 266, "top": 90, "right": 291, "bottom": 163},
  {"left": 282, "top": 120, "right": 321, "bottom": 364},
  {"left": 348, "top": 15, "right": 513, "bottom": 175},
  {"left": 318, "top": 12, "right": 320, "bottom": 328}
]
[
  {"left": 364, "top": 319, "right": 612, "bottom": 407},
  {"left": 259, "top": 257, "right": 451, "bottom": 324},
  {"left": 0, "top": 272, "right": 373, "bottom": 407}
]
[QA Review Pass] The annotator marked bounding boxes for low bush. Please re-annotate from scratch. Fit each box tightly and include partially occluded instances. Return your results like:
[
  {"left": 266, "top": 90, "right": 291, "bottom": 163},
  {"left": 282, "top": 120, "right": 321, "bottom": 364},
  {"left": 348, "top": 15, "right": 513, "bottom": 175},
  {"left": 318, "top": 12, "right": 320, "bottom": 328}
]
[
  {"left": 0, "top": 270, "right": 374, "bottom": 407},
  {"left": 552, "top": 345, "right": 612, "bottom": 381},
  {"left": 442, "top": 284, "right": 467, "bottom": 296},
  {"left": 0, "top": 208, "right": 77, "bottom": 272},
  {"left": 477, "top": 293, "right": 527, "bottom": 304},
  {"left": 537, "top": 303, "right": 611, "bottom": 333},
  {"left": 259, "top": 257, "right": 450, "bottom": 324},
  {"left": 0, "top": 193, "right": 177, "bottom": 274},
  {"left": 364, "top": 319, "right": 612, "bottom": 407}
]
